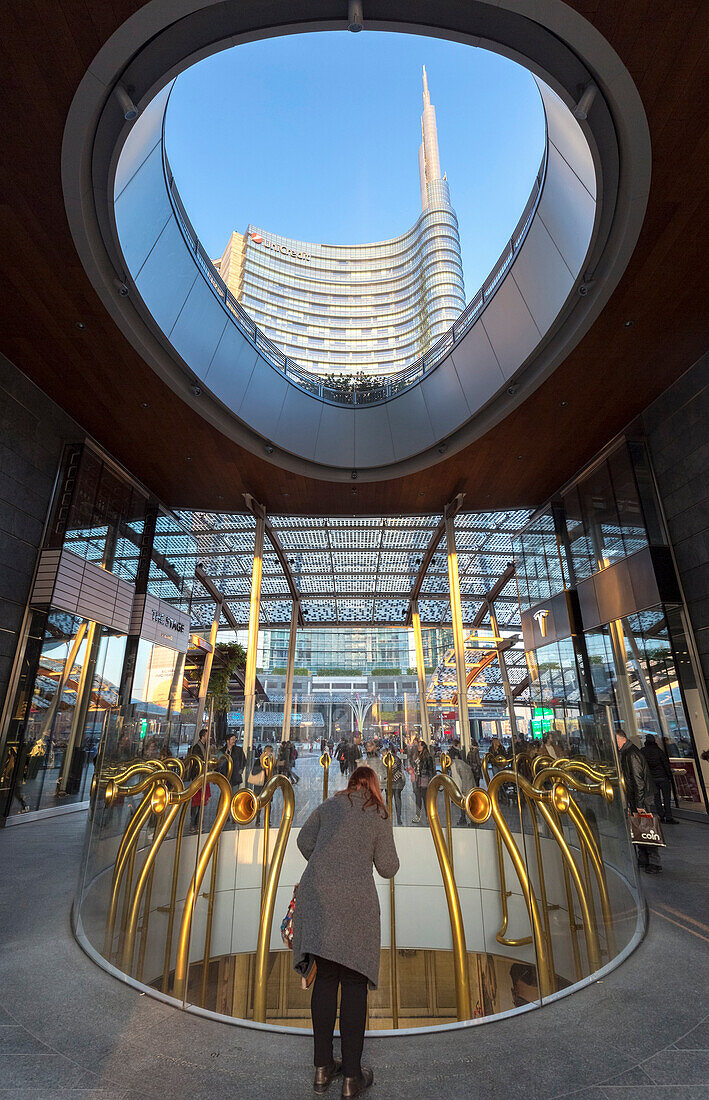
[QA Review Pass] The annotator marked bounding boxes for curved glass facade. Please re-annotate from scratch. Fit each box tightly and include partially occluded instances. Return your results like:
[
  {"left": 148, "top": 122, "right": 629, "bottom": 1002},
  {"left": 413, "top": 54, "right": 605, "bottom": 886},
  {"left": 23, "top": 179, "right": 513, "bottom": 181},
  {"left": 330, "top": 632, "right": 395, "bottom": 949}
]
[{"left": 214, "top": 69, "right": 465, "bottom": 376}]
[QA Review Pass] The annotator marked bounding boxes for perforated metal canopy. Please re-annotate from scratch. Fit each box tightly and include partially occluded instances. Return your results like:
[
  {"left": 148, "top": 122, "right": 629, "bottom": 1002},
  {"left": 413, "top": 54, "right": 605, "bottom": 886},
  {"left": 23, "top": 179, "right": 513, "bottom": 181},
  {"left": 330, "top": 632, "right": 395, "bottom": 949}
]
[{"left": 128, "top": 509, "right": 532, "bottom": 630}]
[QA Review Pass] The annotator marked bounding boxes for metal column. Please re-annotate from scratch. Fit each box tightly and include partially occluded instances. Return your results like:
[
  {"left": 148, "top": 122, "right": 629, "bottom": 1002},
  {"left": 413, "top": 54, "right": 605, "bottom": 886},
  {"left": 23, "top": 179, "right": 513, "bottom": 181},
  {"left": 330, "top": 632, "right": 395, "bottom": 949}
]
[
  {"left": 411, "top": 601, "right": 431, "bottom": 744},
  {"left": 281, "top": 600, "right": 299, "bottom": 742},
  {"left": 444, "top": 508, "right": 471, "bottom": 753},
  {"left": 196, "top": 605, "right": 221, "bottom": 739},
  {"left": 489, "top": 604, "right": 520, "bottom": 744},
  {"left": 243, "top": 512, "right": 265, "bottom": 754}
]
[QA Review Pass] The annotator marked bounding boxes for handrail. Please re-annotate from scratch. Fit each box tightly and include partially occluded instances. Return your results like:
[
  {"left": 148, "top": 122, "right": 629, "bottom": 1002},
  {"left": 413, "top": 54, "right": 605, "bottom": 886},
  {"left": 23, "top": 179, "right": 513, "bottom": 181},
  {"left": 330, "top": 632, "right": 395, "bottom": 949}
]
[{"left": 161, "top": 131, "right": 548, "bottom": 410}]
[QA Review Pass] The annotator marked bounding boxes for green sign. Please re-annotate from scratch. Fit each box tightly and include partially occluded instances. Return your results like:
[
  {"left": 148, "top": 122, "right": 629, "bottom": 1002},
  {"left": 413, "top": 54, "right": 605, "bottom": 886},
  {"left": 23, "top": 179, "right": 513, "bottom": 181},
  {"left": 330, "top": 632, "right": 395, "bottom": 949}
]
[
  {"left": 530, "top": 706, "right": 554, "bottom": 739},
  {"left": 140, "top": 719, "right": 148, "bottom": 740}
]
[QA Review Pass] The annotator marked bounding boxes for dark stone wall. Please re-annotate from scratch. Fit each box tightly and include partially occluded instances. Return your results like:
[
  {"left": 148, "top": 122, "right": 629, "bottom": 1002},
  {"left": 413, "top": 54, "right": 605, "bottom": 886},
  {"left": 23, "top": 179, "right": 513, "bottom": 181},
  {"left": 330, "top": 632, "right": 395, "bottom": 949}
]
[
  {"left": 642, "top": 353, "right": 709, "bottom": 694},
  {"left": 0, "top": 354, "right": 83, "bottom": 710}
]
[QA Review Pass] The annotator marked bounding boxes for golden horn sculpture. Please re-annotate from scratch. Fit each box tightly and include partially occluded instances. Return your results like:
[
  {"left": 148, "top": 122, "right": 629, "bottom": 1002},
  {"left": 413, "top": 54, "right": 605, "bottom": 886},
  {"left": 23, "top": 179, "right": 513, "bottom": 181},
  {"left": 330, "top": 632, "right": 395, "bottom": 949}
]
[
  {"left": 382, "top": 751, "right": 399, "bottom": 1028},
  {"left": 103, "top": 770, "right": 168, "bottom": 958},
  {"left": 319, "top": 751, "right": 331, "bottom": 802},
  {"left": 485, "top": 770, "right": 565, "bottom": 998},
  {"left": 534, "top": 766, "right": 616, "bottom": 958},
  {"left": 172, "top": 772, "right": 233, "bottom": 1001},
  {"left": 260, "top": 749, "right": 275, "bottom": 904},
  {"left": 230, "top": 774, "right": 295, "bottom": 1023},
  {"left": 121, "top": 769, "right": 184, "bottom": 974},
  {"left": 426, "top": 772, "right": 492, "bottom": 1021}
]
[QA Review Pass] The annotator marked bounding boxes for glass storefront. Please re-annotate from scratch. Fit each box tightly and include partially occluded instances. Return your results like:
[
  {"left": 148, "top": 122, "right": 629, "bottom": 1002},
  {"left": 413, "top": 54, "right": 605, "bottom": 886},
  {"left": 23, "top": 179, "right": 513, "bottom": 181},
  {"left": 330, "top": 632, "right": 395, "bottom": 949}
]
[{"left": 515, "top": 440, "right": 709, "bottom": 815}]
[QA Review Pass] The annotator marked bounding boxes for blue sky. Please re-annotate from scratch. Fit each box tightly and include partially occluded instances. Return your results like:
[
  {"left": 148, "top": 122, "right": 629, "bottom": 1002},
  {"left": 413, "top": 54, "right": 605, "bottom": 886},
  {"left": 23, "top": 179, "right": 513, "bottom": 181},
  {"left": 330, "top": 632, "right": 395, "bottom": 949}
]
[{"left": 165, "top": 32, "right": 545, "bottom": 300}]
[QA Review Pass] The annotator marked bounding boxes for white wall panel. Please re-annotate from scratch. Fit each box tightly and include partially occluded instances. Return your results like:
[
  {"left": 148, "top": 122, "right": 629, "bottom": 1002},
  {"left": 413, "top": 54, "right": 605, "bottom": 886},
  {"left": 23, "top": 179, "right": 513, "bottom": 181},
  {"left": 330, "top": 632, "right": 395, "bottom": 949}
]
[
  {"left": 135, "top": 216, "right": 197, "bottom": 336},
  {"left": 536, "top": 143, "right": 596, "bottom": 278},
  {"left": 481, "top": 274, "right": 541, "bottom": 381},
  {"left": 169, "top": 276, "right": 228, "bottom": 376},
  {"left": 275, "top": 385, "right": 324, "bottom": 461},
  {"left": 114, "top": 143, "right": 171, "bottom": 275},
  {"left": 238, "top": 362, "right": 289, "bottom": 439},
  {"left": 354, "top": 403, "right": 395, "bottom": 468},
  {"left": 205, "top": 324, "right": 259, "bottom": 413},
  {"left": 538, "top": 80, "right": 596, "bottom": 199},
  {"left": 114, "top": 83, "right": 173, "bottom": 199},
  {"left": 313, "top": 406, "right": 355, "bottom": 468},
  {"left": 450, "top": 325, "right": 506, "bottom": 413},
  {"left": 385, "top": 385, "right": 435, "bottom": 462},
  {"left": 510, "top": 216, "right": 575, "bottom": 334},
  {"left": 420, "top": 357, "right": 470, "bottom": 439}
]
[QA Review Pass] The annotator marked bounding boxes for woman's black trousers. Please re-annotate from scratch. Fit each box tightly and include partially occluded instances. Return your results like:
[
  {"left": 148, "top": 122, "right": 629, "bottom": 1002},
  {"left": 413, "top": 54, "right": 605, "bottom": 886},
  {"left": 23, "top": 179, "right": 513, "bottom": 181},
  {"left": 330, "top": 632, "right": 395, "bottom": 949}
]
[{"left": 311, "top": 955, "right": 368, "bottom": 1077}]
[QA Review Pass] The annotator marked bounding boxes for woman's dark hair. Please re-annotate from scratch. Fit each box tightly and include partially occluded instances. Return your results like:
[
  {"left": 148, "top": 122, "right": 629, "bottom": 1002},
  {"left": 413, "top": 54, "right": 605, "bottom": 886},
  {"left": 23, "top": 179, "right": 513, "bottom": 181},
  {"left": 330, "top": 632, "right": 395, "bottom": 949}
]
[{"left": 338, "top": 765, "right": 388, "bottom": 819}]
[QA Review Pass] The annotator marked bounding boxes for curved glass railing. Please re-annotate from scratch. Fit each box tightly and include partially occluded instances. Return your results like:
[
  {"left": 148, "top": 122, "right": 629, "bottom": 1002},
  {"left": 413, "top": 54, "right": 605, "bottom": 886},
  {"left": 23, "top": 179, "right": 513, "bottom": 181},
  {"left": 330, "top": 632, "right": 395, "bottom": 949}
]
[
  {"left": 74, "top": 695, "right": 644, "bottom": 1033},
  {"left": 162, "top": 137, "right": 547, "bottom": 409}
]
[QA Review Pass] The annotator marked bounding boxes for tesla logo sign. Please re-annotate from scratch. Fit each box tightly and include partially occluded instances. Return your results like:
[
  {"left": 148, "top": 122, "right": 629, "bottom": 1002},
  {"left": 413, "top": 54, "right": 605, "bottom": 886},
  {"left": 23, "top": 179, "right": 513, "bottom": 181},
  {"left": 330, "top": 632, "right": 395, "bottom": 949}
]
[
  {"left": 533, "top": 609, "right": 550, "bottom": 638},
  {"left": 250, "top": 234, "right": 311, "bottom": 263}
]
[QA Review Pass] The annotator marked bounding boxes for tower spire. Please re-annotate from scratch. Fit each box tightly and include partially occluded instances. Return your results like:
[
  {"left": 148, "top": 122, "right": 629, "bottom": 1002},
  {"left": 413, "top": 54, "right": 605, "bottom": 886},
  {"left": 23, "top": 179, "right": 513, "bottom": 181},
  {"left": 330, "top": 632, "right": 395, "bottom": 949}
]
[{"left": 418, "top": 66, "right": 442, "bottom": 210}]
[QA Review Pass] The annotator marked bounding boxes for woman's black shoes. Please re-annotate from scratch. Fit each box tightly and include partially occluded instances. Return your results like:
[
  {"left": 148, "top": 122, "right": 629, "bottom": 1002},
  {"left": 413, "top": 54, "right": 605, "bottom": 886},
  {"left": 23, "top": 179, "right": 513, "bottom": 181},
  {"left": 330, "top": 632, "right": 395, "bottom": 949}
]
[
  {"left": 314, "top": 1059, "right": 342, "bottom": 1093},
  {"left": 341, "top": 1067, "right": 374, "bottom": 1097}
]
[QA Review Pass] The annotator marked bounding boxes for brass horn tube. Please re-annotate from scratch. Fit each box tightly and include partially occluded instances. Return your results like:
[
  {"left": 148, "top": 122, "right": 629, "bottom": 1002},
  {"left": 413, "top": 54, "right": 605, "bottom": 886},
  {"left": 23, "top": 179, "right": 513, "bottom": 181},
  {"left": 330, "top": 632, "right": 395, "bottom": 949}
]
[
  {"left": 173, "top": 773, "right": 233, "bottom": 1000},
  {"left": 534, "top": 767, "right": 616, "bottom": 958},
  {"left": 521, "top": 792, "right": 556, "bottom": 988},
  {"left": 161, "top": 799, "right": 190, "bottom": 993},
  {"left": 200, "top": 837, "right": 220, "bottom": 1007},
  {"left": 121, "top": 771, "right": 182, "bottom": 973},
  {"left": 320, "top": 751, "right": 330, "bottom": 803},
  {"left": 251, "top": 774, "right": 295, "bottom": 1023},
  {"left": 425, "top": 773, "right": 472, "bottom": 1021},
  {"left": 439, "top": 753, "right": 454, "bottom": 867},
  {"left": 531, "top": 798, "right": 602, "bottom": 974},
  {"left": 103, "top": 776, "right": 158, "bottom": 958},
  {"left": 487, "top": 773, "right": 554, "bottom": 998},
  {"left": 260, "top": 751, "right": 274, "bottom": 910},
  {"left": 383, "top": 752, "right": 399, "bottom": 1029}
]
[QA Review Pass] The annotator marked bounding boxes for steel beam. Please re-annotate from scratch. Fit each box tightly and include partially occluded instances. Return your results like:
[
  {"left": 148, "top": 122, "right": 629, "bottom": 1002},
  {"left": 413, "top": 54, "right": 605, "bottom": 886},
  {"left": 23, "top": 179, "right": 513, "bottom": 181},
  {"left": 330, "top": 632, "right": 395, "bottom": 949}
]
[
  {"left": 411, "top": 600, "right": 432, "bottom": 744},
  {"left": 281, "top": 601, "right": 299, "bottom": 743},
  {"left": 243, "top": 509, "right": 265, "bottom": 753},
  {"left": 444, "top": 500, "right": 471, "bottom": 753}
]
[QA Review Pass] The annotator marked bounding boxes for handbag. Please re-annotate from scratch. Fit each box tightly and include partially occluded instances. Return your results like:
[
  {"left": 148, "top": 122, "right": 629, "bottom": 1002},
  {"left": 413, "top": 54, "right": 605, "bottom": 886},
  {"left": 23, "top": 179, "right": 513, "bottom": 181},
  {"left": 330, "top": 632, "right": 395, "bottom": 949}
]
[
  {"left": 280, "top": 885, "right": 317, "bottom": 989},
  {"left": 629, "top": 810, "right": 666, "bottom": 847},
  {"left": 247, "top": 767, "right": 265, "bottom": 786},
  {"left": 280, "top": 884, "right": 297, "bottom": 948}
]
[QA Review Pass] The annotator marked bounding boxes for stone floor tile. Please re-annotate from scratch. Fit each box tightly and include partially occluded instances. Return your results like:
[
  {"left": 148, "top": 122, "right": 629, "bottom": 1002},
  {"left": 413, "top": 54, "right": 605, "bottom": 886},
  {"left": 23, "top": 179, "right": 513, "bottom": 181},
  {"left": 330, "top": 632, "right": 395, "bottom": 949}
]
[
  {"left": 675, "top": 1020, "right": 709, "bottom": 1050},
  {"left": 640, "top": 1051, "right": 709, "bottom": 1085}
]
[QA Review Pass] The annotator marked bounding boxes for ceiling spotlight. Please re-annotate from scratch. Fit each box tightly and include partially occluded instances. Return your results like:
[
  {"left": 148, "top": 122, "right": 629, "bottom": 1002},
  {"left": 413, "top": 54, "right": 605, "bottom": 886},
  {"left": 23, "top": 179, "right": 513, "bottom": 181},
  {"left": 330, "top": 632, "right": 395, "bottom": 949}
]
[
  {"left": 348, "top": 0, "right": 363, "bottom": 31},
  {"left": 437, "top": 443, "right": 447, "bottom": 455},
  {"left": 114, "top": 83, "right": 139, "bottom": 121},
  {"left": 572, "top": 82, "right": 597, "bottom": 121},
  {"left": 140, "top": 401, "right": 150, "bottom": 409},
  {"left": 185, "top": 455, "right": 192, "bottom": 462},
  {"left": 560, "top": 400, "right": 568, "bottom": 407},
  {"left": 264, "top": 444, "right": 274, "bottom": 455},
  {"left": 507, "top": 384, "right": 519, "bottom": 395},
  {"left": 75, "top": 321, "right": 86, "bottom": 330},
  {"left": 351, "top": 470, "right": 358, "bottom": 480},
  {"left": 189, "top": 381, "right": 202, "bottom": 396},
  {"left": 623, "top": 320, "right": 634, "bottom": 328},
  {"left": 517, "top": 454, "right": 524, "bottom": 460}
]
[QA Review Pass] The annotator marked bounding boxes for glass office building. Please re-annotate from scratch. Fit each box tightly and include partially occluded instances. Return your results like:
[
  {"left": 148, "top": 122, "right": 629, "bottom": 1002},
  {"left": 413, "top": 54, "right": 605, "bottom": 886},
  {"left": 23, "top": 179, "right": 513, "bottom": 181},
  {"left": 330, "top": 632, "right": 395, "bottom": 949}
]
[{"left": 213, "top": 68, "right": 466, "bottom": 375}]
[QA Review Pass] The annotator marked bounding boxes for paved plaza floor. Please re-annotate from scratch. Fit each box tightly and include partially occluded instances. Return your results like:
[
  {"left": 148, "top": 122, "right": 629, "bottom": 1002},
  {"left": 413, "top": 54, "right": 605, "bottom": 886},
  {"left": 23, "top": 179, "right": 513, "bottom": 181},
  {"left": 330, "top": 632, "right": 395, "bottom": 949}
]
[{"left": 0, "top": 793, "right": 707, "bottom": 1099}]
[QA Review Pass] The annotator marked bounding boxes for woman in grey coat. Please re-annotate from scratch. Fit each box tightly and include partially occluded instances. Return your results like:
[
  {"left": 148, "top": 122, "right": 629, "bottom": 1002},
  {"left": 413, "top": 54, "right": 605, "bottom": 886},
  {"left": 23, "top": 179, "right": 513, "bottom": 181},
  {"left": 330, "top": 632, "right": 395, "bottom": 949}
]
[{"left": 293, "top": 765, "right": 399, "bottom": 1098}]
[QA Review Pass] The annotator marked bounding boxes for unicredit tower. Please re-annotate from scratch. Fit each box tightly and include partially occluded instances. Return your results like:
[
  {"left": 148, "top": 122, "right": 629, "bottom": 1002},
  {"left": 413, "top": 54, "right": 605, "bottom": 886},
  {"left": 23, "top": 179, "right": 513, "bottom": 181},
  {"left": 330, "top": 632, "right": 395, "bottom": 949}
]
[{"left": 214, "top": 68, "right": 466, "bottom": 376}]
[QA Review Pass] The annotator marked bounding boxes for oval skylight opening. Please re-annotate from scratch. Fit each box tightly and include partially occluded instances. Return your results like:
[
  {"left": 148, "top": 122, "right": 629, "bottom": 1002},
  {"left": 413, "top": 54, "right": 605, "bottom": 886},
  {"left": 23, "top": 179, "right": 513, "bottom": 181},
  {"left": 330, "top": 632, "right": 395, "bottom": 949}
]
[{"left": 164, "top": 32, "right": 545, "bottom": 383}]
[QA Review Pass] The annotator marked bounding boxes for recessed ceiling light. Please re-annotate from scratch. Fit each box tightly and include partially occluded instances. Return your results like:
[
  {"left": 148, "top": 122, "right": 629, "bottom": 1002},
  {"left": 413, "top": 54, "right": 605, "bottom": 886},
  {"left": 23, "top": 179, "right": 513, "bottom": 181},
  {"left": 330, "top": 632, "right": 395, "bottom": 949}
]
[
  {"left": 75, "top": 321, "right": 86, "bottom": 330},
  {"left": 560, "top": 400, "right": 568, "bottom": 407},
  {"left": 140, "top": 401, "right": 150, "bottom": 409},
  {"left": 623, "top": 320, "right": 634, "bottom": 328},
  {"left": 517, "top": 455, "right": 524, "bottom": 460},
  {"left": 185, "top": 455, "right": 192, "bottom": 462}
]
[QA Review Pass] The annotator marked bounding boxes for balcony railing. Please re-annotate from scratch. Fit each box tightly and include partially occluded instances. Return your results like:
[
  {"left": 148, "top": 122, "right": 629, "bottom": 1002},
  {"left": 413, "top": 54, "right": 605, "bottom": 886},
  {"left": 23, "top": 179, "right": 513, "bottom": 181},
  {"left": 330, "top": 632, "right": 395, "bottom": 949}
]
[{"left": 163, "top": 140, "right": 547, "bottom": 408}]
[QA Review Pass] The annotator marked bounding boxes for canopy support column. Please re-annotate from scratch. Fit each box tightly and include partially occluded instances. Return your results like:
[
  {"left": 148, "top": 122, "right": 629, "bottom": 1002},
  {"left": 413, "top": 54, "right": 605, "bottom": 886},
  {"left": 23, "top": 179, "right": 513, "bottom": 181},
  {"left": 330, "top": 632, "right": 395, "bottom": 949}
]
[
  {"left": 445, "top": 505, "right": 471, "bottom": 753},
  {"left": 411, "top": 600, "right": 431, "bottom": 745},
  {"left": 243, "top": 511, "right": 265, "bottom": 754},
  {"left": 281, "top": 600, "right": 299, "bottom": 743}
]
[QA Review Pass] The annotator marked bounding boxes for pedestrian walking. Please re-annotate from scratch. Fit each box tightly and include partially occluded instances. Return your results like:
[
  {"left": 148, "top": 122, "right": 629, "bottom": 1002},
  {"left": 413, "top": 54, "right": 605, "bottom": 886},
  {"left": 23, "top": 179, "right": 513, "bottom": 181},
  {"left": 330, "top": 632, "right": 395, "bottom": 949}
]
[
  {"left": 642, "top": 734, "right": 678, "bottom": 823},
  {"left": 616, "top": 728, "right": 662, "bottom": 874}
]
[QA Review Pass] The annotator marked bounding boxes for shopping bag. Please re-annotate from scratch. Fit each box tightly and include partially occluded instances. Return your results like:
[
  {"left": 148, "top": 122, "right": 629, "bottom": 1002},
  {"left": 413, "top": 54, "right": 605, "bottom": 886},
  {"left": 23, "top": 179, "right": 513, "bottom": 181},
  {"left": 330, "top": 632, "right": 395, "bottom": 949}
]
[{"left": 629, "top": 810, "right": 666, "bottom": 847}]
